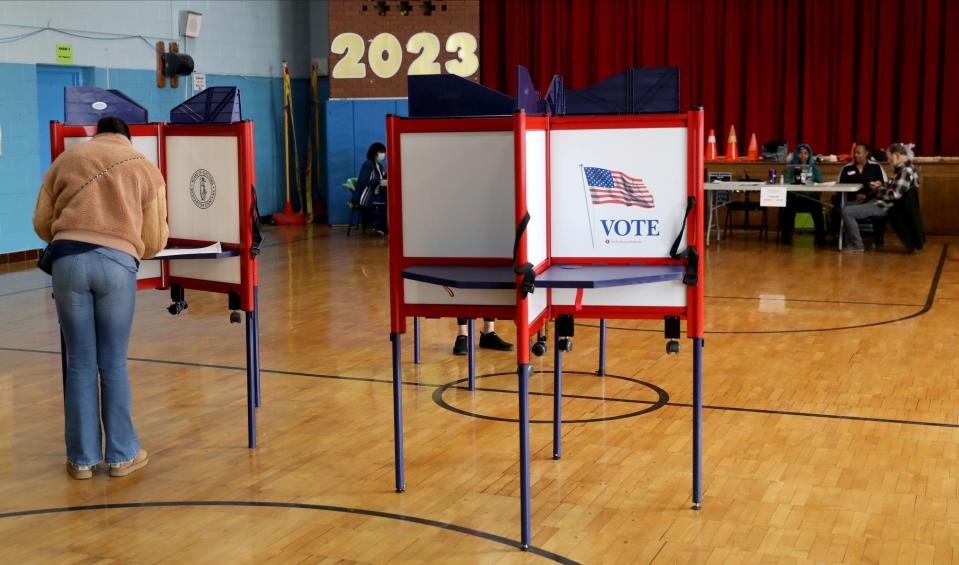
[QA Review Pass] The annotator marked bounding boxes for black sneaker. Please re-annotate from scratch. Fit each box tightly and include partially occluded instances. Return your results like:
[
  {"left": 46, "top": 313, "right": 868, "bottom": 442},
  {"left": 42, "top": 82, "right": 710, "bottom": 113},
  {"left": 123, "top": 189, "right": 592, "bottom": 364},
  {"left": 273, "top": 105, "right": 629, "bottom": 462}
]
[
  {"left": 479, "top": 331, "right": 513, "bottom": 351},
  {"left": 453, "top": 335, "right": 468, "bottom": 355}
]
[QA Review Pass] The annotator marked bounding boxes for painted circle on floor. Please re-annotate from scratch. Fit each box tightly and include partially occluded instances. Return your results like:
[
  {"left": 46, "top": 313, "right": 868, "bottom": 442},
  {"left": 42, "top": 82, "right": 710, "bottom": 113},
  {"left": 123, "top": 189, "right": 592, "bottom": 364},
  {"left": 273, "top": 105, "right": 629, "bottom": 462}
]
[{"left": 432, "top": 370, "right": 669, "bottom": 424}]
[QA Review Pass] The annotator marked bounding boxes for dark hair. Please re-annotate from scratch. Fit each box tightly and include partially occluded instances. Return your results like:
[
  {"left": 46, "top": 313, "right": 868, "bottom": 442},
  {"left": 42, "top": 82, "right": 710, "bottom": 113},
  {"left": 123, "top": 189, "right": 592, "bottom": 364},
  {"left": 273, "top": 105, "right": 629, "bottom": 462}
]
[
  {"left": 97, "top": 117, "right": 131, "bottom": 140},
  {"left": 367, "top": 142, "right": 386, "bottom": 161},
  {"left": 854, "top": 142, "right": 873, "bottom": 158}
]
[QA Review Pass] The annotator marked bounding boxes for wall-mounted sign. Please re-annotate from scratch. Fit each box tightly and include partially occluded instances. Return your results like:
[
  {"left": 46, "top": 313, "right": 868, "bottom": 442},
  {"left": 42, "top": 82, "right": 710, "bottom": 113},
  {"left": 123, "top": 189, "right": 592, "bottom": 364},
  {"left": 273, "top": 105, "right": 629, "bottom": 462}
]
[
  {"left": 56, "top": 44, "right": 73, "bottom": 64},
  {"left": 193, "top": 73, "right": 206, "bottom": 92},
  {"left": 328, "top": 0, "right": 480, "bottom": 99}
]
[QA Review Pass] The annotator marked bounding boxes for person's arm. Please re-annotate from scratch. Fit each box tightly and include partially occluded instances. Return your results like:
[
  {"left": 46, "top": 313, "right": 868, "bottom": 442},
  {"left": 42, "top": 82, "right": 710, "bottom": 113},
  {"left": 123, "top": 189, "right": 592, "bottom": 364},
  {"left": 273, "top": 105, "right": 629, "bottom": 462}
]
[
  {"left": 32, "top": 169, "right": 57, "bottom": 243},
  {"left": 140, "top": 168, "right": 169, "bottom": 259},
  {"left": 881, "top": 166, "right": 914, "bottom": 203}
]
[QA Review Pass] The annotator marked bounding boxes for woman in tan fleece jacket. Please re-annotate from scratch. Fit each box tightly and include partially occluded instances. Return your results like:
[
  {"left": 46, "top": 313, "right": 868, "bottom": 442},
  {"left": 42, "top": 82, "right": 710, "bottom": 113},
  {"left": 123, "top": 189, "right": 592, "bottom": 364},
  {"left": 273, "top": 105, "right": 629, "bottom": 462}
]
[{"left": 33, "top": 117, "right": 168, "bottom": 480}]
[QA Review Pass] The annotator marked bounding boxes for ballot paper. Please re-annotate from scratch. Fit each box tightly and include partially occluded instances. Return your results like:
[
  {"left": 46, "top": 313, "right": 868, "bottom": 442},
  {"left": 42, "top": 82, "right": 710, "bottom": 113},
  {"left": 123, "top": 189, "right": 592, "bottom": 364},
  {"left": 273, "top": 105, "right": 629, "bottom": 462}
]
[
  {"left": 760, "top": 186, "right": 787, "bottom": 207},
  {"left": 154, "top": 242, "right": 222, "bottom": 258}
]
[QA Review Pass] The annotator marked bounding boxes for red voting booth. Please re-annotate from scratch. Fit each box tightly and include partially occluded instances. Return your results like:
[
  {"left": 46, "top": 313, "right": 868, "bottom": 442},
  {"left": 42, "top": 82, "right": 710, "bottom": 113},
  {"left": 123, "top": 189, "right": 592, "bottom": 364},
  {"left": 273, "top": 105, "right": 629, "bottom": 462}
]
[
  {"left": 49, "top": 120, "right": 263, "bottom": 448},
  {"left": 387, "top": 107, "right": 705, "bottom": 549}
]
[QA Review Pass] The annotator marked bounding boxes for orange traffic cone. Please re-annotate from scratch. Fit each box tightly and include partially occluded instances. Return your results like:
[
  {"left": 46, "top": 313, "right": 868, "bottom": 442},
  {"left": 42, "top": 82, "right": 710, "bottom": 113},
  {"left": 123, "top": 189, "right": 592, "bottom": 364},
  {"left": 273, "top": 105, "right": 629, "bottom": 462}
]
[
  {"left": 725, "top": 126, "right": 739, "bottom": 161},
  {"left": 746, "top": 133, "right": 760, "bottom": 160},
  {"left": 705, "top": 129, "right": 718, "bottom": 161}
]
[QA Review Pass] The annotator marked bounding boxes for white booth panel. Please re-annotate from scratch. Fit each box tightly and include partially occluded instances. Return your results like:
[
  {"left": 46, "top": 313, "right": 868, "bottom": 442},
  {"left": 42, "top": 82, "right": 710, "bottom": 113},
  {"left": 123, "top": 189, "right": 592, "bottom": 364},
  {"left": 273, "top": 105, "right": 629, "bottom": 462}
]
[
  {"left": 64, "top": 135, "right": 160, "bottom": 167},
  {"left": 525, "top": 130, "right": 548, "bottom": 266},
  {"left": 400, "top": 131, "right": 515, "bottom": 258},
  {"left": 137, "top": 260, "right": 161, "bottom": 281},
  {"left": 527, "top": 288, "right": 547, "bottom": 321},
  {"left": 165, "top": 136, "right": 240, "bottom": 244},
  {"left": 551, "top": 280, "right": 687, "bottom": 308},
  {"left": 404, "top": 280, "right": 515, "bottom": 306},
  {"left": 550, "top": 127, "right": 687, "bottom": 258},
  {"left": 169, "top": 256, "right": 241, "bottom": 285}
]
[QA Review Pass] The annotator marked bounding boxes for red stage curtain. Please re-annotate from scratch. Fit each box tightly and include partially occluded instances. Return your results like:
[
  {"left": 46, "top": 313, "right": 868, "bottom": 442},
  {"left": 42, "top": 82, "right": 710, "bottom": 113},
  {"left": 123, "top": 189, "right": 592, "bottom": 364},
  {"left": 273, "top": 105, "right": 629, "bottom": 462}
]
[{"left": 481, "top": 0, "right": 959, "bottom": 156}]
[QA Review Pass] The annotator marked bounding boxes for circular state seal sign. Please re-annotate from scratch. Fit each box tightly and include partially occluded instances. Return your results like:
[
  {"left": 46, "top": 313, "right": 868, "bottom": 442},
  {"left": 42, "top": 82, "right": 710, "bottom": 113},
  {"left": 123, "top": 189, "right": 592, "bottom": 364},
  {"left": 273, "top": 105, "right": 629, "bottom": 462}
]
[{"left": 189, "top": 169, "right": 216, "bottom": 209}]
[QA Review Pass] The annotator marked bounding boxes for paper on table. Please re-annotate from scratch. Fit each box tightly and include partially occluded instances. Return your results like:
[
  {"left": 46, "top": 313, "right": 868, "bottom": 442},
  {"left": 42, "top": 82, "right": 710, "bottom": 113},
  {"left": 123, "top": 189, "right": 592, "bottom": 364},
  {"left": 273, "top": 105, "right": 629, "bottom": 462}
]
[
  {"left": 154, "top": 242, "right": 222, "bottom": 258},
  {"left": 760, "top": 186, "right": 787, "bottom": 207}
]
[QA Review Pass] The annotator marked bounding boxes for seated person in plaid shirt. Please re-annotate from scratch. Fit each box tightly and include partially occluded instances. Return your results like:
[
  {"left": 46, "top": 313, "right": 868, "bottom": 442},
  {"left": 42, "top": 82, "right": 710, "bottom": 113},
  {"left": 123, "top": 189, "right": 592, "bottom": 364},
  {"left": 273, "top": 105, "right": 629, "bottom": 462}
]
[{"left": 840, "top": 143, "right": 919, "bottom": 253}]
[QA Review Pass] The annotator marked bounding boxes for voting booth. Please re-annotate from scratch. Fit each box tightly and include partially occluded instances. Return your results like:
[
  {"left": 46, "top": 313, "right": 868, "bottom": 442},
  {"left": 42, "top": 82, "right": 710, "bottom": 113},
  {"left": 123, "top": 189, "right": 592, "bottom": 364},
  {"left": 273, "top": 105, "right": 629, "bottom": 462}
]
[
  {"left": 49, "top": 88, "right": 263, "bottom": 448},
  {"left": 387, "top": 74, "right": 704, "bottom": 549}
]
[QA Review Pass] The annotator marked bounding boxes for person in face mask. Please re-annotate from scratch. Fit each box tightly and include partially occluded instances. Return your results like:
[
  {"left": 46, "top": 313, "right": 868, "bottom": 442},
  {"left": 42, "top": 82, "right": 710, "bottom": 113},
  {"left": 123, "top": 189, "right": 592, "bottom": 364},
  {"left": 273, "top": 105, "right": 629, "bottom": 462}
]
[{"left": 353, "top": 142, "right": 389, "bottom": 234}]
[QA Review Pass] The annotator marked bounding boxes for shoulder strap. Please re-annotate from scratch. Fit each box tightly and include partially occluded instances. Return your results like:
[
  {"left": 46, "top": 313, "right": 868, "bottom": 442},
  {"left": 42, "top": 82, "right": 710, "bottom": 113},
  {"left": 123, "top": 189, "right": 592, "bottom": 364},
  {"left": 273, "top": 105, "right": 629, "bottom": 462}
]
[
  {"left": 250, "top": 185, "right": 263, "bottom": 258},
  {"left": 513, "top": 211, "right": 535, "bottom": 297},
  {"left": 669, "top": 196, "right": 699, "bottom": 286}
]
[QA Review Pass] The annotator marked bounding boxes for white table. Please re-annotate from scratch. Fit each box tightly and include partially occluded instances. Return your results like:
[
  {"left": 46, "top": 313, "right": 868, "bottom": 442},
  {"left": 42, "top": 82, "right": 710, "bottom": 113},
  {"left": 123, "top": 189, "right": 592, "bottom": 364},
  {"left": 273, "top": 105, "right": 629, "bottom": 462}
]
[{"left": 705, "top": 182, "right": 863, "bottom": 250}]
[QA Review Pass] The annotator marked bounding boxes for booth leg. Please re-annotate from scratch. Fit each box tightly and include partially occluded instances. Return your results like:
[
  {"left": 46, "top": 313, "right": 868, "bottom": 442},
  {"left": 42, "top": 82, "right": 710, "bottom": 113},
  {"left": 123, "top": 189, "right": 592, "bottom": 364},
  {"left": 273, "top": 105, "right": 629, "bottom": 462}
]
[
  {"left": 518, "top": 362, "right": 532, "bottom": 550},
  {"left": 391, "top": 333, "right": 406, "bottom": 493},
  {"left": 245, "top": 309, "right": 257, "bottom": 449},
  {"left": 413, "top": 317, "right": 421, "bottom": 364},
  {"left": 553, "top": 320, "right": 563, "bottom": 460},
  {"left": 467, "top": 318, "right": 476, "bottom": 391},
  {"left": 598, "top": 319, "right": 607, "bottom": 376},
  {"left": 692, "top": 337, "right": 703, "bottom": 510},
  {"left": 253, "top": 287, "right": 261, "bottom": 408}
]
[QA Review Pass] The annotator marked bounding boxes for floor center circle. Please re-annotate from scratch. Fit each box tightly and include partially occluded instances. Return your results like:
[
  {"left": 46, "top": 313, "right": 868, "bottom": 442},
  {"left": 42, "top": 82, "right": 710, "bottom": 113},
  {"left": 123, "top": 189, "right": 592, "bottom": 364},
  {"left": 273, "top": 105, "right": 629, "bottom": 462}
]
[{"left": 432, "top": 370, "right": 669, "bottom": 424}]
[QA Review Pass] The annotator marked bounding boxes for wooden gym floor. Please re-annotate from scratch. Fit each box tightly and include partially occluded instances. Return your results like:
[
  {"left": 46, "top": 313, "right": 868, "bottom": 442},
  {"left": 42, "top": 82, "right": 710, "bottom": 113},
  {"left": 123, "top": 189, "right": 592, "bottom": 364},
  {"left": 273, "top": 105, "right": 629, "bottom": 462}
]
[{"left": 1, "top": 226, "right": 958, "bottom": 564}]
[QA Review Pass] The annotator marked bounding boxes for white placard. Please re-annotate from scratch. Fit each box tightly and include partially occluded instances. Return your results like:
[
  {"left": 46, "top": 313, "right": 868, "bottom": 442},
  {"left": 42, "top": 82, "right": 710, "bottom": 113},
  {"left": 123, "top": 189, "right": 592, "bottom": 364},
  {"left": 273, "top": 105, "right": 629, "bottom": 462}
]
[
  {"left": 154, "top": 242, "right": 222, "bottom": 258},
  {"left": 760, "top": 186, "right": 787, "bottom": 207},
  {"left": 550, "top": 127, "right": 688, "bottom": 258},
  {"left": 192, "top": 73, "right": 206, "bottom": 92}
]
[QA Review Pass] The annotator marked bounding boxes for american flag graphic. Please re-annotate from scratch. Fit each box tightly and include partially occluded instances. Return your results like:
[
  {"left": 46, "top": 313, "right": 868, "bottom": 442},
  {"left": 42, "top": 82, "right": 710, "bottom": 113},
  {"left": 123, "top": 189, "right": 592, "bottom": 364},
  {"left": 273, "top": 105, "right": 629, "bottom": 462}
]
[{"left": 583, "top": 166, "right": 654, "bottom": 208}]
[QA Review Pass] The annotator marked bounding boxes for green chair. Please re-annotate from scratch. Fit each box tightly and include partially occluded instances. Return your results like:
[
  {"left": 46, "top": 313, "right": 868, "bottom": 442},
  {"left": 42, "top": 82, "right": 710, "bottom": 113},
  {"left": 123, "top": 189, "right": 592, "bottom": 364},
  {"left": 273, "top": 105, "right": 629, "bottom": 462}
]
[{"left": 340, "top": 177, "right": 368, "bottom": 236}]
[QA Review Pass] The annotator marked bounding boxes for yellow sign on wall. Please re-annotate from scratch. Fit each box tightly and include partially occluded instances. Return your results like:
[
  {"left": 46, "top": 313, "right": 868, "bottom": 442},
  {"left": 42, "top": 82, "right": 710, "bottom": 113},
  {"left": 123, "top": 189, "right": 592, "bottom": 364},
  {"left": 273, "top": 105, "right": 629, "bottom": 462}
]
[{"left": 56, "top": 44, "right": 73, "bottom": 64}]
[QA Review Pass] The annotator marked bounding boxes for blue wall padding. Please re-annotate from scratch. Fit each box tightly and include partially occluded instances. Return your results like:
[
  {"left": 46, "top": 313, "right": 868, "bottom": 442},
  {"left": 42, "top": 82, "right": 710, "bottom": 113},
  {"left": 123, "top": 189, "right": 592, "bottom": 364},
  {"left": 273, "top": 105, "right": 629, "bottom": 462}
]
[{"left": 324, "top": 99, "right": 408, "bottom": 225}]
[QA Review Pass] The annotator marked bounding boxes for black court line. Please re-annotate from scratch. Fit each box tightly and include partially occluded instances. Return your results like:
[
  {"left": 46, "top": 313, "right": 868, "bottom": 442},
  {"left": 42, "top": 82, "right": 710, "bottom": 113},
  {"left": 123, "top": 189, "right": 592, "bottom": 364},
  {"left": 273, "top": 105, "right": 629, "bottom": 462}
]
[
  {"left": 0, "top": 501, "right": 580, "bottom": 564},
  {"left": 3, "top": 345, "right": 958, "bottom": 431},
  {"left": 582, "top": 244, "right": 949, "bottom": 335},
  {"left": 0, "top": 284, "right": 52, "bottom": 299}
]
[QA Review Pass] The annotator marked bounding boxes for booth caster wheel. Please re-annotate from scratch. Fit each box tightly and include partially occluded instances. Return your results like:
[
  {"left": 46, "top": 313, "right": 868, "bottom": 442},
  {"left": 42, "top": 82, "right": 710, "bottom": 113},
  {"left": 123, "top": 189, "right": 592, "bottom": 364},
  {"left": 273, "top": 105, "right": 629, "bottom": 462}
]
[
  {"left": 558, "top": 337, "right": 573, "bottom": 352},
  {"left": 666, "top": 340, "right": 680, "bottom": 355},
  {"left": 168, "top": 301, "right": 188, "bottom": 316},
  {"left": 230, "top": 310, "right": 242, "bottom": 324},
  {"left": 531, "top": 339, "right": 547, "bottom": 357}
]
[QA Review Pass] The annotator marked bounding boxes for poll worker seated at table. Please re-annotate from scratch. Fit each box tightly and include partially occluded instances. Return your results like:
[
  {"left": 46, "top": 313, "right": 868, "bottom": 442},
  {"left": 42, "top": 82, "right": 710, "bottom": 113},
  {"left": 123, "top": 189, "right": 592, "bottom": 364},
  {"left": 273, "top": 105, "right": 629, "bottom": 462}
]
[
  {"left": 780, "top": 143, "right": 825, "bottom": 246},
  {"left": 831, "top": 143, "right": 887, "bottom": 246},
  {"left": 841, "top": 143, "right": 921, "bottom": 253},
  {"left": 453, "top": 318, "right": 513, "bottom": 355},
  {"left": 352, "top": 142, "right": 389, "bottom": 235},
  {"left": 884, "top": 143, "right": 925, "bottom": 252},
  {"left": 32, "top": 117, "right": 168, "bottom": 480}
]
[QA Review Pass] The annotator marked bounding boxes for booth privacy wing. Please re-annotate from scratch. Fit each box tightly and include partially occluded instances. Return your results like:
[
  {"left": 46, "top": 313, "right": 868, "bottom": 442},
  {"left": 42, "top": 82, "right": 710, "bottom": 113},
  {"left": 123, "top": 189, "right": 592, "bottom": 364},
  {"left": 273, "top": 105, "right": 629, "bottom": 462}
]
[
  {"left": 408, "top": 74, "right": 516, "bottom": 118},
  {"left": 170, "top": 86, "right": 242, "bottom": 124},
  {"left": 516, "top": 65, "right": 544, "bottom": 114},
  {"left": 64, "top": 87, "right": 149, "bottom": 125},
  {"left": 556, "top": 67, "right": 680, "bottom": 115}
]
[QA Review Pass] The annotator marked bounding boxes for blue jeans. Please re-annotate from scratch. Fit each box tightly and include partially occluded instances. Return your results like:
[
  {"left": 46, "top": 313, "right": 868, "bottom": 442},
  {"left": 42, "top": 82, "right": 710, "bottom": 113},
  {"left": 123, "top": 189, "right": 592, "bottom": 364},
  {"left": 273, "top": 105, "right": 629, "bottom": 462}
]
[
  {"left": 841, "top": 201, "right": 888, "bottom": 250},
  {"left": 53, "top": 249, "right": 139, "bottom": 467}
]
